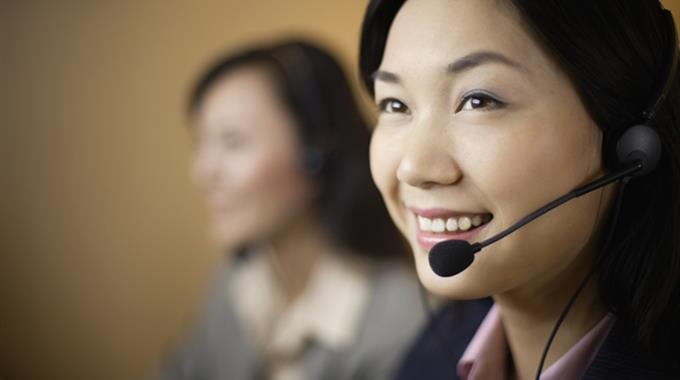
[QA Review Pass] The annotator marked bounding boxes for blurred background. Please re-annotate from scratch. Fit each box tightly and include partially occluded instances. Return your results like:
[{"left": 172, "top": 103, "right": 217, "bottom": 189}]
[{"left": 1, "top": 1, "right": 679, "bottom": 379}]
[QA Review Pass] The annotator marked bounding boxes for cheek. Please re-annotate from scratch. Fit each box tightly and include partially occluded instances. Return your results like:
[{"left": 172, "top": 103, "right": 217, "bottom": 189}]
[
  {"left": 244, "top": 147, "right": 310, "bottom": 214},
  {"left": 212, "top": 146, "right": 310, "bottom": 245},
  {"left": 454, "top": 122, "right": 604, "bottom": 291},
  {"left": 370, "top": 128, "right": 407, "bottom": 232},
  {"left": 464, "top": 113, "right": 602, "bottom": 224},
  {"left": 368, "top": 129, "right": 390, "bottom": 195}
]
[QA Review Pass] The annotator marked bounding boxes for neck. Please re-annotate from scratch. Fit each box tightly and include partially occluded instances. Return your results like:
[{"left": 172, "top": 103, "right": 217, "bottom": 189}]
[
  {"left": 498, "top": 184, "right": 618, "bottom": 380},
  {"left": 495, "top": 259, "right": 606, "bottom": 380},
  {"left": 265, "top": 210, "right": 333, "bottom": 304}
]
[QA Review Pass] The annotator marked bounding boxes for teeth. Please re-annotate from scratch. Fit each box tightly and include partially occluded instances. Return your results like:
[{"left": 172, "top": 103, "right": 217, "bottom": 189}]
[
  {"left": 431, "top": 218, "right": 445, "bottom": 232},
  {"left": 417, "top": 214, "right": 490, "bottom": 233},
  {"left": 446, "top": 217, "right": 458, "bottom": 232},
  {"left": 472, "top": 215, "right": 482, "bottom": 227},
  {"left": 458, "top": 216, "right": 472, "bottom": 231},
  {"left": 418, "top": 216, "right": 432, "bottom": 231}
]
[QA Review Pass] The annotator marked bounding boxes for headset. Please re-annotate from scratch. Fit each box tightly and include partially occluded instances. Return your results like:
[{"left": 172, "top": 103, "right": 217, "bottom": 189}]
[
  {"left": 426, "top": 6, "right": 678, "bottom": 380},
  {"left": 429, "top": 6, "right": 677, "bottom": 278}
]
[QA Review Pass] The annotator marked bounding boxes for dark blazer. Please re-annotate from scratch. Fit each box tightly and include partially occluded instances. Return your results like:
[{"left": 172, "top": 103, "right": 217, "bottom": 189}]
[{"left": 395, "top": 299, "right": 680, "bottom": 380}]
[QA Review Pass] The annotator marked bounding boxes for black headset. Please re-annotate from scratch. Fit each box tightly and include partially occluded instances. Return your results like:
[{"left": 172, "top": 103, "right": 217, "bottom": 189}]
[
  {"left": 534, "top": 7, "right": 678, "bottom": 379},
  {"left": 610, "top": 7, "right": 677, "bottom": 178},
  {"left": 423, "top": 5, "right": 678, "bottom": 379},
  {"left": 430, "top": 4, "right": 679, "bottom": 277}
]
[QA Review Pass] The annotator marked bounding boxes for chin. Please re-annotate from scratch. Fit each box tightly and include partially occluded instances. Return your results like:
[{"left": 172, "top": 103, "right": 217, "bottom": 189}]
[
  {"left": 213, "top": 224, "right": 250, "bottom": 251},
  {"left": 413, "top": 249, "right": 499, "bottom": 300},
  {"left": 214, "top": 235, "right": 242, "bottom": 252}
]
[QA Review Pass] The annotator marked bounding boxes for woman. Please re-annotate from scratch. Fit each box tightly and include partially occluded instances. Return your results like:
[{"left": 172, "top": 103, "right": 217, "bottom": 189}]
[
  {"left": 161, "top": 40, "right": 425, "bottom": 380},
  {"left": 359, "top": 0, "right": 680, "bottom": 379}
]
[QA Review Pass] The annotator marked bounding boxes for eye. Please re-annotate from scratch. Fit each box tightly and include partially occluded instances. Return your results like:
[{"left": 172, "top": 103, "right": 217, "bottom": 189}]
[
  {"left": 456, "top": 92, "right": 506, "bottom": 113},
  {"left": 378, "top": 98, "right": 411, "bottom": 115}
]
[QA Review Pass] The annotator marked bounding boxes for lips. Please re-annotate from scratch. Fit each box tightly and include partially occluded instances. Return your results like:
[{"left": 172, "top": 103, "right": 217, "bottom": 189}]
[{"left": 409, "top": 208, "right": 493, "bottom": 251}]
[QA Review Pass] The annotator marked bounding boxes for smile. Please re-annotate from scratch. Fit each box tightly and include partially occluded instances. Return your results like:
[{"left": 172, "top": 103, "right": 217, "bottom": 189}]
[
  {"left": 417, "top": 214, "right": 492, "bottom": 233},
  {"left": 409, "top": 208, "right": 493, "bottom": 251}
]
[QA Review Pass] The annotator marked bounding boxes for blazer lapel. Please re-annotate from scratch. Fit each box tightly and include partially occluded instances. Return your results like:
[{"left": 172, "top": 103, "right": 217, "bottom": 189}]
[{"left": 394, "top": 298, "right": 493, "bottom": 380}]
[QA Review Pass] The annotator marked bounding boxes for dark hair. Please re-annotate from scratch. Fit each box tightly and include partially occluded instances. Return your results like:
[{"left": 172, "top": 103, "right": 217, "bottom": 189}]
[
  {"left": 189, "top": 39, "right": 406, "bottom": 259},
  {"left": 360, "top": 0, "right": 680, "bottom": 371}
]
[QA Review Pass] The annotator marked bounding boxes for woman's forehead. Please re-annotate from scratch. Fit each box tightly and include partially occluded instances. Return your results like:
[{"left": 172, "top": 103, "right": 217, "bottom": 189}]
[
  {"left": 379, "top": 0, "right": 545, "bottom": 80},
  {"left": 197, "top": 68, "right": 282, "bottom": 123}
]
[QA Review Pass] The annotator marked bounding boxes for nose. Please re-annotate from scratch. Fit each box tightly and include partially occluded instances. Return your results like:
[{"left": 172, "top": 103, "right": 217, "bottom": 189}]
[{"left": 396, "top": 119, "right": 462, "bottom": 188}]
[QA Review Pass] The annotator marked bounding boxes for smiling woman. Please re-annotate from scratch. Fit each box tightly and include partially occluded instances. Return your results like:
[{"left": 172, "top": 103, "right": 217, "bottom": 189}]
[{"left": 360, "top": 0, "right": 680, "bottom": 379}]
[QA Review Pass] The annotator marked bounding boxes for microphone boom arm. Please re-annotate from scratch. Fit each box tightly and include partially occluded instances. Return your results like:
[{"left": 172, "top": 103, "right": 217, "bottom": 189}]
[{"left": 471, "top": 161, "right": 642, "bottom": 253}]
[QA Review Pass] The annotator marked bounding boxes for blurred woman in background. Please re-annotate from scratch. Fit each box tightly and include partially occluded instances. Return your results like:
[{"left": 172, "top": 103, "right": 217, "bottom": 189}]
[{"left": 161, "top": 39, "right": 425, "bottom": 380}]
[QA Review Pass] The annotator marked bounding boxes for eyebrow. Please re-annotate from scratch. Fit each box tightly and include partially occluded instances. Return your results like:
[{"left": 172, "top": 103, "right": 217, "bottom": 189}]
[
  {"left": 371, "top": 50, "right": 529, "bottom": 84},
  {"left": 371, "top": 70, "right": 401, "bottom": 84},
  {"left": 447, "top": 51, "right": 528, "bottom": 74}
]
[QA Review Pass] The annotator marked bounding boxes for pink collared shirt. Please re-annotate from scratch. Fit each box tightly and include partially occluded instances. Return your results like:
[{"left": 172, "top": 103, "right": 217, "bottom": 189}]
[{"left": 457, "top": 305, "right": 615, "bottom": 380}]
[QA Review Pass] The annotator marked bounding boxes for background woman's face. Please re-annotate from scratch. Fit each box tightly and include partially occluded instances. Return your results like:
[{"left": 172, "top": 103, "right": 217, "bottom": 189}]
[
  {"left": 192, "top": 67, "right": 314, "bottom": 250},
  {"left": 370, "top": 0, "right": 613, "bottom": 298}
]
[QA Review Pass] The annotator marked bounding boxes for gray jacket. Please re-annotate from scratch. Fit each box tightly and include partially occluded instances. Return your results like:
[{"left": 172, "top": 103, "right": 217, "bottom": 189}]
[{"left": 159, "top": 259, "right": 426, "bottom": 380}]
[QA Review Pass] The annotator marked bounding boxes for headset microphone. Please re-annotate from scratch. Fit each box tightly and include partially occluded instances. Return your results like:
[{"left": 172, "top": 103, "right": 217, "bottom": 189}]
[
  {"left": 428, "top": 1, "right": 676, "bottom": 278},
  {"left": 428, "top": 124, "right": 661, "bottom": 278},
  {"left": 423, "top": 5, "right": 676, "bottom": 380}
]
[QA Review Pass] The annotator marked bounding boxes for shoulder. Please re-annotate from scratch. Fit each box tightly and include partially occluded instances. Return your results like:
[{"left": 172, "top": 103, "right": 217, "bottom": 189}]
[
  {"left": 157, "top": 261, "right": 258, "bottom": 380},
  {"left": 583, "top": 319, "right": 680, "bottom": 380},
  {"left": 368, "top": 260, "right": 422, "bottom": 307},
  {"left": 360, "top": 259, "right": 425, "bottom": 338},
  {"left": 391, "top": 298, "right": 680, "bottom": 380},
  {"left": 325, "top": 259, "right": 425, "bottom": 380},
  {"left": 393, "top": 298, "right": 493, "bottom": 380}
]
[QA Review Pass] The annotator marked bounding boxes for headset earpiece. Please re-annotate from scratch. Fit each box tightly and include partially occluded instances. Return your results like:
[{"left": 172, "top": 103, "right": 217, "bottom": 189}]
[
  {"left": 301, "top": 147, "right": 327, "bottom": 177},
  {"left": 616, "top": 124, "right": 662, "bottom": 177},
  {"left": 610, "top": 7, "right": 677, "bottom": 178}
]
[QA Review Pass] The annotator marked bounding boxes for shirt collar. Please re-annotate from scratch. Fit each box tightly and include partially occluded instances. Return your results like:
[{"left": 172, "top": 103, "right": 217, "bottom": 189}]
[
  {"left": 457, "top": 304, "right": 508, "bottom": 380},
  {"left": 457, "top": 304, "right": 615, "bottom": 380},
  {"left": 229, "top": 246, "right": 371, "bottom": 358}
]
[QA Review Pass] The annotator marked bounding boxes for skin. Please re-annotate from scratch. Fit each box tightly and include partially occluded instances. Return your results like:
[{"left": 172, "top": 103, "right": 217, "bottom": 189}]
[
  {"left": 192, "top": 66, "right": 330, "bottom": 301},
  {"left": 370, "top": 0, "right": 614, "bottom": 378}
]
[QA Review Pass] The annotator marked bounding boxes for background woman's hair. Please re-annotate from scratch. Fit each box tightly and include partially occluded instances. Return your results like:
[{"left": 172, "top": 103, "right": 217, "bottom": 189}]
[
  {"left": 360, "top": 0, "right": 680, "bottom": 370},
  {"left": 190, "top": 39, "right": 407, "bottom": 259}
]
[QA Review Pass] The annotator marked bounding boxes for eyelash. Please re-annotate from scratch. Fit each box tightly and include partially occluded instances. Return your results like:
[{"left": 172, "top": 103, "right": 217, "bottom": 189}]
[
  {"left": 378, "top": 98, "right": 411, "bottom": 115},
  {"left": 377, "top": 92, "right": 506, "bottom": 115},
  {"left": 457, "top": 92, "right": 506, "bottom": 112}
]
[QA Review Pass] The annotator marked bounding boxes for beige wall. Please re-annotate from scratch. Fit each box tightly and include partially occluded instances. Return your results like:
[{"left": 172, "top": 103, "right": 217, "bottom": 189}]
[
  {"left": 2, "top": 1, "right": 679, "bottom": 379},
  {"left": 1, "top": 1, "right": 369, "bottom": 379}
]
